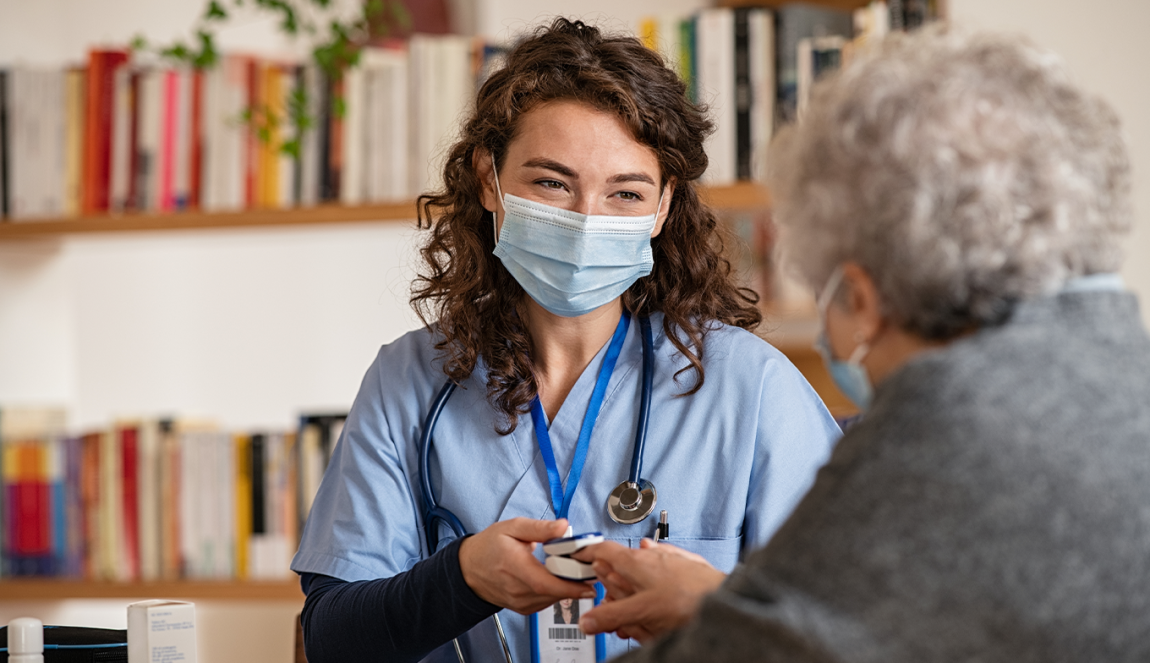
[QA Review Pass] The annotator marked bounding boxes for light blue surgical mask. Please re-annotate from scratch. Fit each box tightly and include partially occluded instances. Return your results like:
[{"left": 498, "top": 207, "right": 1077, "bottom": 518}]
[
  {"left": 814, "top": 266, "right": 874, "bottom": 410},
  {"left": 489, "top": 156, "right": 664, "bottom": 317}
]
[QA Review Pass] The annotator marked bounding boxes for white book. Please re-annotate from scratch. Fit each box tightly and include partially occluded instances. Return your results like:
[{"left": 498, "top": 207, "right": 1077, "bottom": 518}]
[
  {"left": 137, "top": 420, "right": 162, "bottom": 582},
  {"left": 408, "top": 35, "right": 439, "bottom": 196},
  {"left": 277, "top": 67, "right": 296, "bottom": 209},
  {"left": 173, "top": 68, "right": 192, "bottom": 209},
  {"left": 361, "top": 47, "right": 409, "bottom": 202},
  {"left": 109, "top": 68, "right": 132, "bottom": 213},
  {"left": 44, "top": 70, "right": 66, "bottom": 218},
  {"left": 223, "top": 57, "right": 248, "bottom": 211},
  {"left": 696, "top": 9, "right": 738, "bottom": 186},
  {"left": 137, "top": 69, "right": 163, "bottom": 212},
  {"left": 216, "top": 431, "right": 236, "bottom": 578},
  {"left": 298, "top": 423, "right": 323, "bottom": 521},
  {"left": 363, "top": 68, "right": 384, "bottom": 202},
  {"left": 340, "top": 64, "right": 366, "bottom": 205},
  {"left": 655, "top": 14, "right": 683, "bottom": 75},
  {"left": 298, "top": 65, "right": 321, "bottom": 207},
  {"left": 128, "top": 600, "right": 198, "bottom": 663},
  {"left": 201, "top": 65, "right": 222, "bottom": 211},
  {"left": 383, "top": 51, "right": 410, "bottom": 200},
  {"left": 7, "top": 68, "right": 32, "bottom": 219},
  {"left": 749, "top": 9, "right": 775, "bottom": 182},
  {"left": 179, "top": 429, "right": 200, "bottom": 578},
  {"left": 435, "top": 36, "right": 474, "bottom": 193}
]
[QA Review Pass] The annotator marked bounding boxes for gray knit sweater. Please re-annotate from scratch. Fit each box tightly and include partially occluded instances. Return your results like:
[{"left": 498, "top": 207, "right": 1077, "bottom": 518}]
[{"left": 616, "top": 289, "right": 1150, "bottom": 662}]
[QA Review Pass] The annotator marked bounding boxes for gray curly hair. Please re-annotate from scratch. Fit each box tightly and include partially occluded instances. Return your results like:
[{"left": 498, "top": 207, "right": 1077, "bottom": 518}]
[{"left": 770, "top": 24, "right": 1133, "bottom": 339}]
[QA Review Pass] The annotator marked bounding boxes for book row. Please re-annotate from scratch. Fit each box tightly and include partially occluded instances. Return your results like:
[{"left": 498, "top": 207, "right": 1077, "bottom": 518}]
[
  {"left": 0, "top": 34, "right": 482, "bottom": 221},
  {"left": 0, "top": 411, "right": 346, "bottom": 581},
  {"left": 0, "top": 1, "right": 938, "bottom": 223},
  {"left": 639, "top": 0, "right": 938, "bottom": 186}
]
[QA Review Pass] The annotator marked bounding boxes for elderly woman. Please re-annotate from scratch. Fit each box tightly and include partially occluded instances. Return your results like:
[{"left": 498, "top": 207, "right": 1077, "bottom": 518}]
[{"left": 578, "top": 24, "right": 1150, "bottom": 661}]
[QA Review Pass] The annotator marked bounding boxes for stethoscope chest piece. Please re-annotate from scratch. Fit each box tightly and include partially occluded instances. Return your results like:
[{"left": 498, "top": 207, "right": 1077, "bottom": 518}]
[{"left": 607, "top": 479, "right": 657, "bottom": 525}]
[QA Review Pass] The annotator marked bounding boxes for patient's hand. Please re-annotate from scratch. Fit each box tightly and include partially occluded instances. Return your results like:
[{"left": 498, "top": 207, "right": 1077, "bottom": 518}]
[{"left": 574, "top": 539, "right": 726, "bottom": 642}]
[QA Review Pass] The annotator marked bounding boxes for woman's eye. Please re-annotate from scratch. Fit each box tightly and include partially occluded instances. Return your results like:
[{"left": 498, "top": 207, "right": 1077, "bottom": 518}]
[
  {"left": 616, "top": 191, "right": 642, "bottom": 201},
  {"left": 537, "top": 179, "right": 565, "bottom": 190}
]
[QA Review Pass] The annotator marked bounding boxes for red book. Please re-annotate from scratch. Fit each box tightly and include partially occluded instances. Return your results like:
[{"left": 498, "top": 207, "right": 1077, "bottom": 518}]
[
  {"left": 244, "top": 58, "right": 259, "bottom": 208},
  {"left": 82, "top": 49, "right": 130, "bottom": 214},
  {"left": 120, "top": 425, "right": 140, "bottom": 581},
  {"left": 9, "top": 443, "right": 50, "bottom": 575},
  {"left": 159, "top": 70, "right": 178, "bottom": 212},
  {"left": 189, "top": 69, "right": 204, "bottom": 209}
]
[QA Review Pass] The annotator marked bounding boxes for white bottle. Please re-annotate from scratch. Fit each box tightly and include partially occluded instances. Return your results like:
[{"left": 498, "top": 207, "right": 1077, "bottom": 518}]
[{"left": 6, "top": 617, "right": 44, "bottom": 663}]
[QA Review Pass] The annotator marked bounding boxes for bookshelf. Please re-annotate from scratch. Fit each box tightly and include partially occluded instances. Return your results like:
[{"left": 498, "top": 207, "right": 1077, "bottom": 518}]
[
  {"left": 0, "top": 579, "right": 302, "bottom": 601},
  {"left": 0, "top": 183, "right": 769, "bottom": 240}
]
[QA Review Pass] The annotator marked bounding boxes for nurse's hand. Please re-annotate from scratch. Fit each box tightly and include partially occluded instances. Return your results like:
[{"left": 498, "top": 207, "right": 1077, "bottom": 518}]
[
  {"left": 574, "top": 539, "right": 727, "bottom": 643},
  {"left": 459, "top": 517, "right": 596, "bottom": 614}
]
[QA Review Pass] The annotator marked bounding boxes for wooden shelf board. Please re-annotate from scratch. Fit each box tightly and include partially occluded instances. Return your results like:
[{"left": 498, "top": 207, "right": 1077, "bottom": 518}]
[
  {"left": 0, "top": 183, "right": 769, "bottom": 240},
  {"left": 0, "top": 202, "right": 420, "bottom": 240},
  {"left": 0, "top": 579, "right": 304, "bottom": 601}
]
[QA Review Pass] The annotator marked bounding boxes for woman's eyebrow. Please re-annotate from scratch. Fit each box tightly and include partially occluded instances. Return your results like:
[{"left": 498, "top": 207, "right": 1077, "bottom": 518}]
[
  {"left": 608, "top": 172, "right": 656, "bottom": 186},
  {"left": 521, "top": 158, "right": 578, "bottom": 179}
]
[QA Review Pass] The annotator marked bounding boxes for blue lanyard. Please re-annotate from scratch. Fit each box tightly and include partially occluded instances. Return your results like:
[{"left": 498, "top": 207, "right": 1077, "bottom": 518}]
[{"left": 529, "top": 312, "right": 631, "bottom": 521}]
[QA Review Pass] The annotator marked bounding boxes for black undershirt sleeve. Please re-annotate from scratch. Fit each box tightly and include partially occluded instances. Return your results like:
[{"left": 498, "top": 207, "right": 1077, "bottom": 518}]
[{"left": 299, "top": 537, "right": 500, "bottom": 663}]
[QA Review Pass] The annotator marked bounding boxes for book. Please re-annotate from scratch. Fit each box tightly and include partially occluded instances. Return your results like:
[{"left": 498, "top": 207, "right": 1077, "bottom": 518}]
[
  {"left": 695, "top": 8, "right": 737, "bottom": 186},
  {"left": 137, "top": 419, "right": 162, "bottom": 581},
  {"left": 748, "top": 9, "right": 775, "bottom": 181},
  {"left": 0, "top": 69, "right": 7, "bottom": 218},
  {"left": 83, "top": 50, "right": 130, "bottom": 214},
  {"left": 340, "top": 63, "right": 366, "bottom": 205},
  {"left": 135, "top": 68, "right": 163, "bottom": 212},
  {"left": 109, "top": 67, "right": 132, "bottom": 212},
  {"left": 735, "top": 8, "right": 752, "bottom": 181}
]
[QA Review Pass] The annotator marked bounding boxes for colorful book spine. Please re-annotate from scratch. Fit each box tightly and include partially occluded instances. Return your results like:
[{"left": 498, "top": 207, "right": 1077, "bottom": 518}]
[
  {"left": 83, "top": 49, "right": 130, "bottom": 214},
  {"left": 121, "top": 425, "right": 140, "bottom": 581}
]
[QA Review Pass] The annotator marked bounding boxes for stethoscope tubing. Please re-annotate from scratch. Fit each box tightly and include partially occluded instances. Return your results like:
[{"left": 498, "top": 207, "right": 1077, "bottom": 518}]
[{"left": 629, "top": 315, "right": 654, "bottom": 485}]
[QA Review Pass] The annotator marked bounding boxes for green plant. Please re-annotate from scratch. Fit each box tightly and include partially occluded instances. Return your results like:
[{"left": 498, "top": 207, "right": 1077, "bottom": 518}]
[{"left": 132, "top": 0, "right": 412, "bottom": 159}]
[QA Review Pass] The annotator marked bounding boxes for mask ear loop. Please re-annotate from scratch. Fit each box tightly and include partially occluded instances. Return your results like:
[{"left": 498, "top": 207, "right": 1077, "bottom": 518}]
[
  {"left": 490, "top": 153, "right": 504, "bottom": 246},
  {"left": 654, "top": 185, "right": 666, "bottom": 228}
]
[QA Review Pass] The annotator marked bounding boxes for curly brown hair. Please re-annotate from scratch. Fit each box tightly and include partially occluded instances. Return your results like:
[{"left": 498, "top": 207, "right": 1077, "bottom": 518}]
[{"left": 411, "top": 17, "right": 761, "bottom": 433}]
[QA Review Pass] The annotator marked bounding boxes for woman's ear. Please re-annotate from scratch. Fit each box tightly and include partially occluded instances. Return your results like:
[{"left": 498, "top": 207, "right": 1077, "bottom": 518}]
[
  {"left": 840, "top": 262, "right": 884, "bottom": 344},
  {"left": 473, "top": 148, "right": 499, "bottom": 214},
  {"left": 650, "top": 178, "right": 676, "bottom": 238}
]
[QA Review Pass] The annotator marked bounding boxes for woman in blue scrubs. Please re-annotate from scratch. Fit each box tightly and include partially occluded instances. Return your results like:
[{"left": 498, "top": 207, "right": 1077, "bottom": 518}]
[{"left": 291, "top": 18, "right": 839, "bottom": 663}]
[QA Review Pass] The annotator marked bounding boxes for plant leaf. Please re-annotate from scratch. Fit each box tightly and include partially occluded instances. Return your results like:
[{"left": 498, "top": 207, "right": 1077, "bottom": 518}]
[{"left": 204, "top": 0, "right": 228, "bottom": 21}]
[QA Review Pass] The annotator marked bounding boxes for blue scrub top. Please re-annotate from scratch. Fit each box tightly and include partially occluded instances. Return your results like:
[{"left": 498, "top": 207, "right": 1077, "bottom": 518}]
[{"left": 291, "top": 313, "right": 840, "bottom": 661}]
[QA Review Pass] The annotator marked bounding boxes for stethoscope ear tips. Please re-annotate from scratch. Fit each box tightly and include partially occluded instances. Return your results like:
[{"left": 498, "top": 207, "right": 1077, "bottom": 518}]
[{"left": 606, "top": 479, "right": 657, "bottom": 525}]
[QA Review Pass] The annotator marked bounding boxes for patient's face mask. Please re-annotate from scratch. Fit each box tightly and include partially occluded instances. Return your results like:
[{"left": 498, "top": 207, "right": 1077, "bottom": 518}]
[
  {"left": 489, "top": 155, "right": 664, "bottom": 317},
  {"left": 814, "top": 266, "right": 874, "bottom": 410}
]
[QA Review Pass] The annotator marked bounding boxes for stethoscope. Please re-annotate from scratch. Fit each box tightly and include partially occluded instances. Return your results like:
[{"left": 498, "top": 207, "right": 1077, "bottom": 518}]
[{"left": 417, "top": 314, "right": 658, "bottom": 662}]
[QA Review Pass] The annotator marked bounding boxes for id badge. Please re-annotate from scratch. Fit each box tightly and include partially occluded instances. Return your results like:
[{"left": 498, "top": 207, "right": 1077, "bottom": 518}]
[{"left": 530, "top": 585, "right": 605, "bottom": 662}]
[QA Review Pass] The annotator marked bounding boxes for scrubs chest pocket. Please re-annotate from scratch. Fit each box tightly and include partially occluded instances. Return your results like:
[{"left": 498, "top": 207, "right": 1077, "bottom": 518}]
[
  {"left": 608, "top": 536, "right": 744, "bottom": 574},
  {"left": 657, "top": 536, "right": 743, "bottom": 574}
]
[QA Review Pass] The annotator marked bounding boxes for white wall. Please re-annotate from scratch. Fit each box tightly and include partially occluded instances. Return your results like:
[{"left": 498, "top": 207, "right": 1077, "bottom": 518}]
[
  {"left": 950, "top": 0, "right": 1150, "bottom": 326},
  {"left": 1, "top": 1, "right": 1147, "bottom": 662}
]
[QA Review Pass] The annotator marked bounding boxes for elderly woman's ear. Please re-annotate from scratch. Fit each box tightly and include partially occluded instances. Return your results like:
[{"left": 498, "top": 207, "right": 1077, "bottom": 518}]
[{"left": 832, "top": 263, "right": 885, "bottom": 344}]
